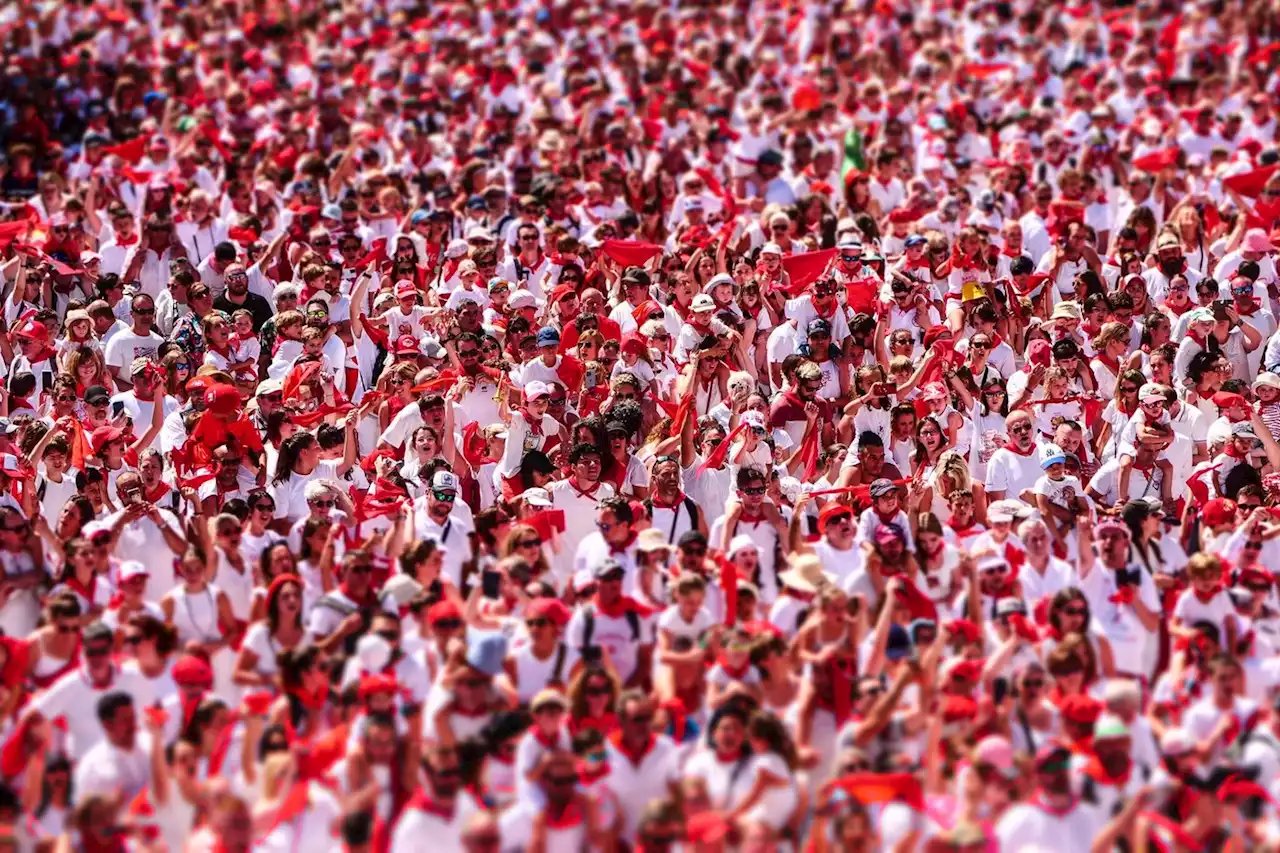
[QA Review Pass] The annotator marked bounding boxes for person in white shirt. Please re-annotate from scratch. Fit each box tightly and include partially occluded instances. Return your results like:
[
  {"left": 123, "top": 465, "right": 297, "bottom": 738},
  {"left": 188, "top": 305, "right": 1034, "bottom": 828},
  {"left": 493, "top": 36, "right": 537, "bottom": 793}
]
[{"left": 72, "top": 690, "right": 151, "bottom": 802}]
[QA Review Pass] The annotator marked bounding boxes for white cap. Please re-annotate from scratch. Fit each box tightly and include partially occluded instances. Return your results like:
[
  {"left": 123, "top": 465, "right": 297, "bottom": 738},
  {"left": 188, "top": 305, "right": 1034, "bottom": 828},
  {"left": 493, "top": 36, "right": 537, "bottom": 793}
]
[
  {"left": 354, "top": 633, "right": 392, "bottom": 673},
  {"left": 507, "top": 290, "right": 537, "bottom": 309},
  {"left": 1139, "top": 382, "right": 1166, "bottom": 402},
  {"left": 741, "top": 410, "right": 766, "bottom": 430},
  {"left": 444, "top": 239, "right": 470, "bottom": 259},
  {"left": 465, "top": 225, "right": 495, "bottom": 242},
  {"left": 760, "top": 242, "right": 782, "bottom": 256},
  {"left": 685, "top": 197, "right": 704, "bottom": 210},
  {"left": 1038, "top": 442, "right": 1067, "bottom": 468},
  {"left": 524, "top": 380, "right": 550, "bottom": 400},
  {"left": 691, "top": 294, "right": 715, "bottom": 312},
  {"left": 706, "top": 272, "right": 735, "bottom": 290},
  {"left": 118, "top": 561, "right": 149, "bottom": 581},
  {"left": 431, "top": 471, "right": 460, "bottom": 493},
  {"left": 727, "top": 534, "right": 758, "bottom": 558},
  {"left": 0, "top": 455, "right": 19, "bottom": 475},
  {"left": 520, "top": 487, "right": 552, "bottom": 506}
]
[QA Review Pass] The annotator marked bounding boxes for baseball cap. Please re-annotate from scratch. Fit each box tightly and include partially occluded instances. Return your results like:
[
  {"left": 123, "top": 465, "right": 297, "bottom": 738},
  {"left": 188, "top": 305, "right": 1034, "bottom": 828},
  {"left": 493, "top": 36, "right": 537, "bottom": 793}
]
[
  {"left": 524, "top": 380, "right": 550, "bottom": 400},
  {"left": 536, "top": 327, "right": 560, "bottom": 347},
  {"left": 1039, "top": 443, "right": 1067, "bottom": 469},
  {"left": 431, "top": 471, "right": 460, "bottom": 493},
  {"left": 691, "top": 294, "right": 715, "bottom": 312}
]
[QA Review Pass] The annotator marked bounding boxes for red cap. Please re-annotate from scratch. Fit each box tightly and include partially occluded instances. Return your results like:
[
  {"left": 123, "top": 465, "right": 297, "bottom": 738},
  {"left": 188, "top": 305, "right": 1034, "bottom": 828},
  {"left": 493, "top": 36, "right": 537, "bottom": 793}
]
[
  {"left": 186, "top": 376, "right": 215, "bottom": 394},
  {"left": 941, "top": 695, "right": 979, "bottom": 722},
  {"left": 394, "top": 335, "right": 420, "bottom": 355},
  {"left": 172, "top": 654, "right": 214, "bottom": 687},
  {"left": 526, "top": 597, "right": 571, "bottom": 626},
  {"left": 549, "top": 284, "right": 576, "bottom": 303},
  {"left": 1202, "top": 497, "right": 1238, "bottom": 527},
  {"left": 90, "top": 425, "right": 125, "bottom": 453},
  {"left": 1211, "top": 391, "right": 1248, "bottom": 411},
  {"left": 1060, "top": 694, "right": 1103, "bottom": 725},
  {"left": 204, "top": 384, "right": 241, "bottom": 417},
  {"left": 12, "top": 320, "right": 48, "bottom": 341},
  {"left": 358, "top": 673, "right": 399, "bottom": 699},
  {"left": 817, "top": 502, "right": 853, "bottom": 533},
  {"left": 427, "top": 600, "right": 462, "bottom": 625}
]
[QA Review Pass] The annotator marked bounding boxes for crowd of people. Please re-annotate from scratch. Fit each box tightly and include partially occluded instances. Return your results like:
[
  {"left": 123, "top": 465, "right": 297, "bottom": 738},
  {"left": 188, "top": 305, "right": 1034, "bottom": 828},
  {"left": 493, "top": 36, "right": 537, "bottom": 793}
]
[{"left": 7, "top": 0, "right": 1280, "bottom": 851}]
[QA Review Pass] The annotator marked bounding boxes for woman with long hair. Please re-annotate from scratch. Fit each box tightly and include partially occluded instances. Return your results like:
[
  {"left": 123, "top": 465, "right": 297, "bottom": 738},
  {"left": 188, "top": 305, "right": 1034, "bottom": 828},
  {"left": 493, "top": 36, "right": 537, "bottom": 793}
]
[
  {"left": 911, "top": 414, "right": 949, "bottom": 478},
  {"left": 120, "top": 614, "right": 182, "bottom": 703},
  {"left": 161, "top": 546, "right": 238, "bottom": 692},
  {"left": 1089, "top": 321, "right": 1131, "bottom": 399},
  {"left": 914, "top": 450, "right": 987, "bottom": 528},
  {"left": 914, "top": 512, "right": 962, "bottom": 605},
  {"left": 376, "top": 362, "right": 418, "bottom": 433},
  {"left": 567, "top": 665, "right": 621, "bottom": 737},
  {"left": 750, "top": 634, "right": 800, "bottom": 717},
  {"left": 498, "top": 523, "right": 552, "bottom": 582},
  {"left": 271, "top": 432, "right": 349, "bottom": 524},
  {"left": 233, "top": 574, "right": 311, "bottom": 688},
  {"left": 1095, "top": 369, "right": 1144, "bottom": 463},
  {"left": 160, "top": 349, "right": 194, "bottom": 403},
  {"left": 267, "top": 645, "right": 331, "bottom": 740},
  {"left": 64, "top": 345, "right": 113, "bottom": 397},
  {"left": 1170, "top": 204, "right": 1210, "bottom": 275}
]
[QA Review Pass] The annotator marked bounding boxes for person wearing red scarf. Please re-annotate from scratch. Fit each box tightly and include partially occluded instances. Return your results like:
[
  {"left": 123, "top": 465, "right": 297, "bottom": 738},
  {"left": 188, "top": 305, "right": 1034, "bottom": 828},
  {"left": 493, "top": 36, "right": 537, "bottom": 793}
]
[
  {"left": 994, "top": 743, "right": 1097, "bottom": 850},
  {"left": 1170, "top": 553, "right": 1237, "bottom": 656},
  {"left": 385, "top": 740, "right": 470, "bottom": 851},
  {"left": 984, "top": 411, "right": 1042, "bottom": 503},
  {"left": 311, "top": 551, "right": 390, "bottom": 656}
]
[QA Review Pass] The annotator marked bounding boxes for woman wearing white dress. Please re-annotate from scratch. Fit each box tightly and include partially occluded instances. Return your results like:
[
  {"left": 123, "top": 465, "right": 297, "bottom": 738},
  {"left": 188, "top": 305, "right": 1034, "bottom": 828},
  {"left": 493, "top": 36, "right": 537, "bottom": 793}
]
[
  {"left": 161, "top": 547, "right": 237, "bottom": 695},
  {"left": 233, "top": 573, "right": 312, "bottom": 689}
]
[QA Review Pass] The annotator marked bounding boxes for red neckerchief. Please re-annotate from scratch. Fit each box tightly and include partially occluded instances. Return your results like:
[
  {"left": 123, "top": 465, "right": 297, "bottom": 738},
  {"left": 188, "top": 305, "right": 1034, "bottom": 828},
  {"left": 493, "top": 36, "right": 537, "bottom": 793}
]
[
  {"left": 609, "top": 730, "right": 654, "bottom": 766},
  {"left": 1095, "top": 352, "right": 1120, "bottom": 376},
  {"left": 1082, "top": 754, "right": 1132, "bottom": 788},
  {"left": 988, "top": 333, "right": 1006, "bottom": 351},
  {"left": 572, "top": 712, "right": 618, "bottom": 738},
  {"left": 533, "top": 725, "right": 562, "bottom": 750},
  {"left": 114, "top": 233, "right": 138, "bottom": 247},
  {"left": 717, "top": 655, "right": 751, "bottom": 680},
  {"left": 1193, "top": 584, "right": 1224, "bottom": 604},
  {"left": 1002, "top": 439, "right": 1036, "bottom": 456},
  {"left": 145, "top": 482, "right": 171, "bottom": 503},
  {"left": 65, "top": 574, "right": 97, "bottom": 605},
  {"left": 339, "top": 582, "right": 376, "bottom": 608},
  {"left": 81, "top": 831, "right": 126, "bottom": 853},
  {"left": 578, "top": 759, "right": 611, "bottom": 783},
  {"left": 26, "top": 347, "right": 57, "bottom": 366},
  {"left": 650, "top": 491, "right": 686, "bottom": 510},
  {"left": 810, "top": 294, "right": 838, "bottom": 320},
  {"left": 406, "top": 788, "right": 455, "bottom": 820},
  {"left": 594, "top": 593, "right": 635, "bottom": 619},
  {"left": 948, "top": 518, "right": 979, "bottom": 536},
  {"left": 1000, "top": 245, "right": 1022, "bottom": 257},
  {"left": 1165, "top": 299, "right": 1193, "bottom": 317},
  {"left": 874, "top": 508, "right": 899, "bottom": 525},
  {"left": 1187, "top": 329, "right": 1208, "bottom": 347},
  {"left": 904, "top": 256, "right": 931, "bottom": 270},
  {"left": 1237, "top": 299, "right": 1260, "bottom": 317},
  {"left": 568, "top": 478, "right": 603, "bottom": 500}
]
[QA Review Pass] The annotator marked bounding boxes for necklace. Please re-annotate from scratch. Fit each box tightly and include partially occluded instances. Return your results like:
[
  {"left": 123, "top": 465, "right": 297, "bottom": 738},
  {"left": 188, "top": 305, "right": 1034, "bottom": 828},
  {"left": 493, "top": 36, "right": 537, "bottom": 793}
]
[{"left": 182, "top": 586, "right": 221, "bottom": 643}]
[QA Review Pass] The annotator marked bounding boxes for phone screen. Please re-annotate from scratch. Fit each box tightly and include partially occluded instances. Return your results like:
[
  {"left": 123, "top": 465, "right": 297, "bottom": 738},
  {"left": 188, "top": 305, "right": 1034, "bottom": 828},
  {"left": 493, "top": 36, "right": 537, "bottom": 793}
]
[
  {"left": 111, "top": 400, "right": 125, "bottom": 418},
  {"left": 481, "top": 569, "right": 501, "bottom": 599}
]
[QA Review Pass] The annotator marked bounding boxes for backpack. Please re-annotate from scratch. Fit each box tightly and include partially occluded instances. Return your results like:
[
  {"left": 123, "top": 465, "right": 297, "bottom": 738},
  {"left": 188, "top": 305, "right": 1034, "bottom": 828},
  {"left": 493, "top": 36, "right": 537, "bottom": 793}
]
[
  {"left": 580, "top": 604, "right": 642, "bottom": 656},
  {"left": 644, "top": 496, "right": 701, "bottom": 542}
]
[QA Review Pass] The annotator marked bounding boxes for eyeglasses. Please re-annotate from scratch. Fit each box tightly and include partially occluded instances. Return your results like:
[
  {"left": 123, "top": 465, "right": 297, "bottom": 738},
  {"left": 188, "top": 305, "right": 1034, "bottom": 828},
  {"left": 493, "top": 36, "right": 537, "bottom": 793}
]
[
  {"left": 348, "top": 563, "right": 373, "bottom": 575},
  {"left": 134, "top": 307, "right": 155, "bottom": 316},
  {"left": 1121, "top": 385, "right": 1140, "bottom": 393},
  {"left": 432, "top": 490, "right": 456, "bottom": 502},
  {"left": 682, "top": 546, "right": 707, "bottom": 557},
  {"left": 309, "top": 499, "right": 336, "bottom": 509},
  {"left": 742, "top": 486, "right": 766, "bottom": 496},
  {"left": 217, "top": 528, "right": 241, "bottom": 538},
  {"left": 526, "top": 618, "right": 551, "bottom": 629},
  {"left": 518, "top": 539, "right": 542, "bottom": 549},
  {"left": 1009, "top": 423, "right": 1033, "bottom": 435},
  {"left": 970, "top": 341, "right": 990, "bottom": 350},
  {"left": 123, "top": 634, "right": 144, "bottom": 646}
]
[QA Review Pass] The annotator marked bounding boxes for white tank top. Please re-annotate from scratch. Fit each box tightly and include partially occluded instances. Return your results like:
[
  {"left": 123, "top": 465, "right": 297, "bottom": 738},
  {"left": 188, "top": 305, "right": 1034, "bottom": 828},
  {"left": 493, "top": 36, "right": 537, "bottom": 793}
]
[
  {"left": 213, "top": 551, "right": 254, "bottom": 622},
  {"left": 512, "top": 643, "right": 567, "bottom": 703},
  {"left": 171, "top": 586, "right": 224, "bottom": 645},
  {"left": 33, "top": 634, "right": 75, "bottom": 680}
]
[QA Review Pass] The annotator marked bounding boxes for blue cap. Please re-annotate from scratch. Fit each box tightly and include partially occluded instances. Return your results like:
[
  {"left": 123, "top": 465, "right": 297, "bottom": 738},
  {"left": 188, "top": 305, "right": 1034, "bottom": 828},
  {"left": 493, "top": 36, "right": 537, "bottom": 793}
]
[
  {"left": 404, "top": 73, "right": 423, "bottom": 87},
  {"left": 904, "top": 234, "right": 927, "bottom": 248},
  {"left": 466, "top": 195, "right": 486, "bottom": 210},
  {"left": 321, "top": 204, "right": 342, "bottom": 220},
  {"left": 806, "top": 318, "right": 832, "bottom": 336},
  {"left": 410, "top": 210, "right": 429, "bottom": 225},
  {"left": 536, "top": 326, "right": 561, "bottom": 347},
  {"left": 465, "top": 632, "right": 508, "bottom": 677},
  {"left": 885, "top": 624, "right": 912, "bottom": 661},
  {"left": 142, "top": 92, "right": 166, "bottom": 106}
]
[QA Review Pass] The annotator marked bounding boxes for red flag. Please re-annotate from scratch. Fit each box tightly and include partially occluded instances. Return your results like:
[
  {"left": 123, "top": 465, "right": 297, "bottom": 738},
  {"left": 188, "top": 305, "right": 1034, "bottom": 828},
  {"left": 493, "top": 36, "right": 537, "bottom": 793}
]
[
  {"left": 601, "top": 239, "right": 664, "bottom": 267},
  {"left": 1158, "top": 14, "right": 1182, "bottom": 50},
  {"left": 799, "top": 423, "right": 821, "bottom": 481},
  {"left": 1131, "top": 147, "right": 1180, "bottom": 173},
  {"left": 668, "top": 387, "right": 696, "bottom": 436},
  {"left": 716, "top": 554, "right": 739, "bottom": 627},
  {"left": 1225, "top": 165, "right": 1279, "bottom": 199},
  {"left": 781, "top": 248, "right": 837, "bottom": 296},
  {"left": 844, "top": 279, "right": 879, "bottom": 315},
  {"left": 227, "top": 226, "right": 259, "bottom": 245},
  {"left": 0, "top": 220, "right": 29, "bottom": 251},
  {"left": 963, "top": 63, "right": 1012, "bottom": 80},
  {"left": 827, "top": 773, "right": 925, "bottom": 810},
  {"left": 103, "top": 134, "right": 150, "bottom": 165},
  {"left": 354, "top": 237, "right": 387, "bottom": 270},
  {"left": 697, "top": 421, "right": 749, "bottom": 475},
  {"left": 527, "top": 509, "right": 567, "bottom": 542},
  {"left": 199, "top": 122, "right": 232, "bottom": 160}
]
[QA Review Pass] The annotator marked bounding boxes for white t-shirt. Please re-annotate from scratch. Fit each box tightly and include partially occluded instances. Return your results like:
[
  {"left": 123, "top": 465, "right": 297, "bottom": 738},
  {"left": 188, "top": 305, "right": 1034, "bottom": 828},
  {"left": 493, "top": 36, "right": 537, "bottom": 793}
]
[{"left": 102, "top": 330, "right": 164, "bottom": 372}]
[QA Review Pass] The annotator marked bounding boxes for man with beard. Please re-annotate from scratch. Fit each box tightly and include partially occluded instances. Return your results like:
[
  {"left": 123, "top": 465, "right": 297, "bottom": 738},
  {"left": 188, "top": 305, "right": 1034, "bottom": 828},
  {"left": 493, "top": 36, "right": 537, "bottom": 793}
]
[
  {"left": 769, "top": 360, "right": 834, "bottom": 448},
  {"left": 1144, "top": 231, "right": 1204, "bottom": 304},
  {"left": 310, "top": 548, "right": 398, "bottom": 655},
  {"left": 498, "top": 749, "right": 596, "bottom": 852},
  {"left": 1070, "top": 714, "right": 1145, "bottom": 819},
  {"left": 1078, "top": 516, "right": 1162, "bottom": 682},
  {"left": 213, "top": 262, "right": 274, "bottom": 328},
  {"left": 391, "top": 743, "right": 480, "bottom": 853},
  {"left": 412, "top": 471, "right": 473, "bottom": 587},
  {"left": 646, "top": 454, "right": 706, "bottom": 544},
  {"left": 835, "top": 432, "right": 904, "bottom": 490},
  {"left": 984, "top": 410, "right": 1041, "bottom": 504},
  {"left": 996, "top": 744, "right": 1104, "bottom": 849}
]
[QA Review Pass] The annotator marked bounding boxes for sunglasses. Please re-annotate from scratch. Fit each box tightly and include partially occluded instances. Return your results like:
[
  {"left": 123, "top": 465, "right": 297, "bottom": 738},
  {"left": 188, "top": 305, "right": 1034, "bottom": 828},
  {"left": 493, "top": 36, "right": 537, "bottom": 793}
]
[
  {"left": 433, "top": 618, "right": 463, "bottom": 631},
  {"left": 518, "top": 539, "right": 542, "bottom": 549},
  {"left": 432, "top": 490, "right": 457, "bottom": 502},
  {"left": 742, "top": 486, "right": 766, "bottom": 495},
  {"left": 309, "top": 499, "right": 336, "bottom": 509}
]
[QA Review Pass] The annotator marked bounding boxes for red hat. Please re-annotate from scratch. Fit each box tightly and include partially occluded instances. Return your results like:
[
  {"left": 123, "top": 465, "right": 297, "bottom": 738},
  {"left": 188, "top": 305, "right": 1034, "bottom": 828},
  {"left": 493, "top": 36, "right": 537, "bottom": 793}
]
[
  {"left": 1202, "top": 497, "right": 1238, "bottom": 527},
  {"left": 204, "top": 384, "right": 241, "bottom": 417},
  {"left": 887, "top": 208, "right": 918, "bottom": 225},
  {"left": 90, "top": 425, "right": 125, "bottom": 453},
  {"left": 526, "top": 597, "right": 571, "bottom": 626},
  {"left": 357, "top": 673, "right": 399, "bottom": 699},
  {"left": 1238, "top": 567, "right": 1272, "bottom": 587},
  {"left": 427, "top": 600, "right": 462, "bottom": 625},
  {"left": 549, "top": 284, "right": 577, "bottom": 303},
  {"left": 921, "top": 326, "right": 952, "bottom": 349},
  {"left": 817, "top": 502, "right": 853, "bottom": 533},
  {"left": 1211, "top": 391, "right": 1248, "bottom": 411},
  {"left": 394, "top": 335, "right": 420, "bottom": 356},
  {"left": 186, "top": 376, "right": 215, "bottom": 395},
  {"left": 172, "top": 654, "right": 214, "bottom": 687},
  {"left": 12, "top": 319, "right": 48, "bottom": 341},
  {"left": 1060, "top": 695, "right": 1103, "bottom": 726}
]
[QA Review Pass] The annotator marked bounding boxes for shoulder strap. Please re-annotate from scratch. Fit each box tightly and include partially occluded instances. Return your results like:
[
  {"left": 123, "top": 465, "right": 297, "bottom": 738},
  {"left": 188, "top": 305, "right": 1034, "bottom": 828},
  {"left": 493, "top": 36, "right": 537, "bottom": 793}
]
[
  {"left": 684, "top": 496, "right": 700, "bottom": 531},
  {"left": 582, "top": 606, "right": 596, "bottom": 650},
  {"left": 625, "top": 609, "right": 641, "bottom": 643},
  {"left": 315, "top": 593, "right": 360, "bottom": 616},
  {"left": 550, "top": 642, "right": 568, "bottom": 686}
]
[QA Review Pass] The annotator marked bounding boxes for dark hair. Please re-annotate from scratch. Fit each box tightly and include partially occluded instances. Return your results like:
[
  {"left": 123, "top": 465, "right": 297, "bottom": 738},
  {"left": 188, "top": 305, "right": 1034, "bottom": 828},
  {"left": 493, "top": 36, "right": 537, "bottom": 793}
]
[
  {"left": 598, "top": 496, "right": 633, "bottom": 524},
  {"left": 735, "top": 466, "right": 766, "bottom": 489},
  {"left": 96, "top": 691, "right": 133, "bottom": 723}
]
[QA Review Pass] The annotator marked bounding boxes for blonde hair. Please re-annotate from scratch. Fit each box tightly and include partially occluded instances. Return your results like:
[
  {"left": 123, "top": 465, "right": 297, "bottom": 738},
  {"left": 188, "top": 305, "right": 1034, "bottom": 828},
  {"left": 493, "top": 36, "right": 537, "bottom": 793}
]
[{"left": 1091, "top": 321, "right": 1129, "bottom": 351}]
